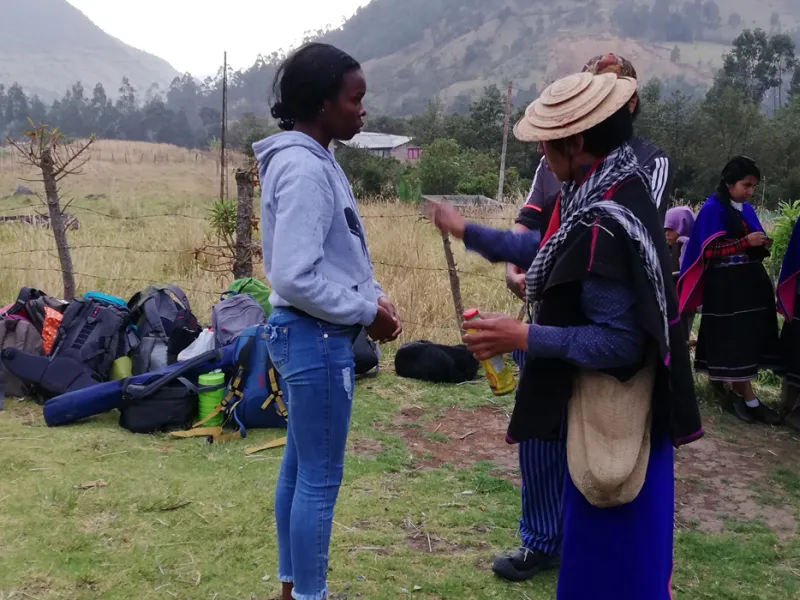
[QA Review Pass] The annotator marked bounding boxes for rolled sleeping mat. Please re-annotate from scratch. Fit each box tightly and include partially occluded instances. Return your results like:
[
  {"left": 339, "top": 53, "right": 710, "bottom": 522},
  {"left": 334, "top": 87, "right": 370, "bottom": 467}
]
[
  {"left": 1, "top": 349, "right": 101, "bottom": 398},
  {"left": 43, "top": 347, "right": 236, "bottom": 427}
]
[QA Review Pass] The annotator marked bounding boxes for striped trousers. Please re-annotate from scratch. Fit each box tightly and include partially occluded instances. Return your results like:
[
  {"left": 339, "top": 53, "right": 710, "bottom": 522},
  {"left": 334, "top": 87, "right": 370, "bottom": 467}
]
[{"left": 512, "top": 349, "right": 567, "bottom": 556}]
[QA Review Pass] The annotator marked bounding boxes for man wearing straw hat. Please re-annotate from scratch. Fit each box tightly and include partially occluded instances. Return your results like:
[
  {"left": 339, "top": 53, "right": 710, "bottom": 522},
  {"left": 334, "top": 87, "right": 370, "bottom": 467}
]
[
  {"left": 496, "top": 53, "right": 675, "bottom": 584},
  {"left": 427, "top": 68, "right": 701, "bottom": 598}
]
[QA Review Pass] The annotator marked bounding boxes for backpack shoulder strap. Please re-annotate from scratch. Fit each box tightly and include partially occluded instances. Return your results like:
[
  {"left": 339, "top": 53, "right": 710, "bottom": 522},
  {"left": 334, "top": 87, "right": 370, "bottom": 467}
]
[
  {"left": 220, "top": 335, "right": 256, "bottom": 407},
  {"left": 245, "top": 436, "right": 287, "bottom": 455},
  {"left": 140, "top": 296, "right": 168, "bottom": 336},
  {"left": 261, "top": 366, "right": 287, "bottom": 418},
  {"left": 125, "top": 349, "right": 222, "bottom": 400}
]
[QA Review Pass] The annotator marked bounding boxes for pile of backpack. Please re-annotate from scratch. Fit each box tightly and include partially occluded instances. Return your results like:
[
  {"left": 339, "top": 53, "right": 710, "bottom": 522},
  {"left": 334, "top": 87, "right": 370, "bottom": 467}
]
[{"left": 0, "top": 278, "right": 292, "bottom": 445}]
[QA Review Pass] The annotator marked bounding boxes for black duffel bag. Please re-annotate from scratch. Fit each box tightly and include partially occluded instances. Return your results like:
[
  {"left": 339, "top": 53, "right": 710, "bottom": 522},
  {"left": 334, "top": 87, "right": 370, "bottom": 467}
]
[
  {"left": 394, "top": 340, "right": 479, "bottom": 384},
  {"left": 119, "top": 377, "right": 199, "bottom": 434}
]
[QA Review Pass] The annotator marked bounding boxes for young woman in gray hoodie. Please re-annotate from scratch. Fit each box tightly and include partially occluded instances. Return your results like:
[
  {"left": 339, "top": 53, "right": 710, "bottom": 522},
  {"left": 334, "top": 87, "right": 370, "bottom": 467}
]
[{"left": 254, "top": 43, "right": 401, "bottom": 600}]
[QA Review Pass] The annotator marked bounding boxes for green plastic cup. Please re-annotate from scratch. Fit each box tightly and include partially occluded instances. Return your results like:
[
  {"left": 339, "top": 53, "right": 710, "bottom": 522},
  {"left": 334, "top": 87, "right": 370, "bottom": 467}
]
[{"left": 197, "top": 370, "right": 226, "bottom": 427}]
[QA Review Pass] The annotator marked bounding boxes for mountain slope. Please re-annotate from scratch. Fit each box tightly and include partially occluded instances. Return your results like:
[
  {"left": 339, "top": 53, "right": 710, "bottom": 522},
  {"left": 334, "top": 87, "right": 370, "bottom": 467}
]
[
  {"left": 322, "top": 0, "right": 800, "bottom": 114},
  {"left": 0, "top": 0, "right": 179, "bottom": 101}
]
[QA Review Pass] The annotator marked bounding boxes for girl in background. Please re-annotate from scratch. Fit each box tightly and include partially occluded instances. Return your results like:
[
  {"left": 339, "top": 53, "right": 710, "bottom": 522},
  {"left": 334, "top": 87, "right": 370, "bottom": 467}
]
[
  {"left": 665, "top": 206, "right": 694, "bottom": 273},
  {"left": 678, "top": 156, "right": 781, "bottom": 425},
  {"left": 665, "top": 206, "right": 695, "bottom": 342},
  {"left": 777, "top": 216, "right": 800, "bottom": 432}
]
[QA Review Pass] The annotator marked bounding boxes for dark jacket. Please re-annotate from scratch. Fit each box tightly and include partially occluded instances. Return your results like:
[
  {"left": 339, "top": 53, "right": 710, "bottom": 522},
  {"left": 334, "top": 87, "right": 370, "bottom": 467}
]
[
  {"left": 516, "top": 137, "right": 673, "bottom": 230},
  {"left": 508, "top": 175, "right": 703, "bottom": 449}
]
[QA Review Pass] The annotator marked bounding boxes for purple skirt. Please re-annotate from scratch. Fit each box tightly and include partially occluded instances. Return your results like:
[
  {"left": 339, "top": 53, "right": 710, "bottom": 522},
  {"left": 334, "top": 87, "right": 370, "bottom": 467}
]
[{"left": 557, "top": 431, "right": 674, "bottom": 600}]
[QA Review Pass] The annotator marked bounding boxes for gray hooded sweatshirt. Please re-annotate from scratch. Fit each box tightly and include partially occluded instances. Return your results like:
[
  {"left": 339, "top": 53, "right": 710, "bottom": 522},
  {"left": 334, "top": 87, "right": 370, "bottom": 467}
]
[{"left": 254, "top": 131, "right": 383, "bottom": 327}]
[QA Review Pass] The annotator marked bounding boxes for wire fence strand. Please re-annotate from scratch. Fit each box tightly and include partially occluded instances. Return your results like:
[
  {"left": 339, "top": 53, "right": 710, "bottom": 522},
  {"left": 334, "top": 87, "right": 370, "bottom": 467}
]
[
  {"left": 0, "top": 202, "right": 518, "bottom": 333},
  {"left": 0, "top": 265, "right": 223, "bottom": 297}
]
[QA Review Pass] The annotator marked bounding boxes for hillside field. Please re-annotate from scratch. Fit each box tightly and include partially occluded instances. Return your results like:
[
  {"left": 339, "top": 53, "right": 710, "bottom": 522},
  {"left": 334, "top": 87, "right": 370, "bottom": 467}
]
[{"left": 0, "top": 140, "right": 799, "bottom": 599}]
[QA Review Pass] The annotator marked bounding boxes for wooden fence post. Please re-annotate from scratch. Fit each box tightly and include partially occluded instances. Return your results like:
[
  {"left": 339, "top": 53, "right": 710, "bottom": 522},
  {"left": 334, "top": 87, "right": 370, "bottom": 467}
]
[
  {"left": 440, "top": 231, "right": 464, "bottom": 333},
  {"left": 233, "top": 168, "right": 255, "bottom": 279}
]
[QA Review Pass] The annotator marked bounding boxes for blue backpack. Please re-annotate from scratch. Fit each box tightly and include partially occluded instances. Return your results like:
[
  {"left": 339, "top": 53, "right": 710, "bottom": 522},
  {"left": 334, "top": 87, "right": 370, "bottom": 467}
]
[
  {"left": 224, "top": 325, "right": 287, "bottom": 435},
  {"left": 171, "top": 325, "right": 287, "bottom": 445}
]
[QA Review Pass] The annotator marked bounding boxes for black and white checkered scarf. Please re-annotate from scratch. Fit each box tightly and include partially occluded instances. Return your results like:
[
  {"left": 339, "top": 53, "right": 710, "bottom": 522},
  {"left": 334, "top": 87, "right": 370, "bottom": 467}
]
[{"left": 525, "top": 143, "right": 670, "bottom": 345}]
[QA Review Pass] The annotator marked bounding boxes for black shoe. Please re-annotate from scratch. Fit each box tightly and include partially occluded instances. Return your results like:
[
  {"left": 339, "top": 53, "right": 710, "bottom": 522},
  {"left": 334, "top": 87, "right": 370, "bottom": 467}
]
[
  {"left": 723, "top": 394, "right": 756, "bottom": 424},
  {"left": 746, "top": 402, "right": 782, "bottom": 426},
  {"left": 491, "top": 547, "right": 559, "bottom": 582}
]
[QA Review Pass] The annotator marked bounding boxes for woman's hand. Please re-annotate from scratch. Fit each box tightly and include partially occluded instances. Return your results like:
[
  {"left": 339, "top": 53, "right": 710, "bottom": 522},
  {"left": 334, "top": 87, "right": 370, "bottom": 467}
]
[
  {"left": 461, "top": 316, "right": 529, "bottom": 361},
  {"left": 746, "top": 232, "right": 767, "bottom": 247},
  {"left": 378, "top": 296, "right": 402, "bottom": 341},
  {"left": 506, "top": 264, "right": 526, "bottom": 300},
  {"left": 425, "top": 200, "right": 467, "bottom": 239},
  {"left": 367, "top": 305, "right": 398, "bottom": 343}
]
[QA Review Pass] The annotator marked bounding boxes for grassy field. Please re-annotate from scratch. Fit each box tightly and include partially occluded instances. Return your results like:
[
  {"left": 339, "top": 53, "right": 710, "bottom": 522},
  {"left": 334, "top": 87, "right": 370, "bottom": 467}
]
[
  {"left": 0, "top": 140, "right": 518, "bottom": 345},
  {"left": 2, "top": 374, "right": 800, "bottom": 600},
  {"left": 1, "top": 140, "right": 800, "bottom": 599}
]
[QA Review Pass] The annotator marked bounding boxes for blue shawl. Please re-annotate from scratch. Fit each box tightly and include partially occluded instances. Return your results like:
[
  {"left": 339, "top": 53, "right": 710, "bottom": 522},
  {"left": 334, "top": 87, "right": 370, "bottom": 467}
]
[{"left": 677, "top": 194, "right": 764, "bottom": 313}]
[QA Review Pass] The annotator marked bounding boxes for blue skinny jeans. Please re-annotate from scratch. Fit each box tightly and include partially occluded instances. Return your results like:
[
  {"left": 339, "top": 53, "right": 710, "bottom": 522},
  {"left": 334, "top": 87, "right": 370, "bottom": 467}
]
[{"left": 267, "top": 308, "right": 359, "bottom": 600}]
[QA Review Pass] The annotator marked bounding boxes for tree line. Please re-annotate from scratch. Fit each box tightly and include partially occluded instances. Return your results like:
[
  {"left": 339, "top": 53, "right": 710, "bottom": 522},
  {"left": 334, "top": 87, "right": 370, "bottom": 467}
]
[
  {"left": 0, "top": 58, "right": 282, "bottom": 149},
  {"left": 339, "top": 29, "right": 800, "bottom": 209},
  {"left": 3, "top": 28, "right": 800, "bottom": 208}
]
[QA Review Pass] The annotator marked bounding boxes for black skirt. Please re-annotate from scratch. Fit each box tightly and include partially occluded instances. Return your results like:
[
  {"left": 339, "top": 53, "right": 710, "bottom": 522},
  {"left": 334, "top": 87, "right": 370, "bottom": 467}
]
[
  {"left": 695, "top": 261, "right": 781, "bottom": 381},
  {"left": 780, "top": 296, "right": 800, "bottom": 385}
]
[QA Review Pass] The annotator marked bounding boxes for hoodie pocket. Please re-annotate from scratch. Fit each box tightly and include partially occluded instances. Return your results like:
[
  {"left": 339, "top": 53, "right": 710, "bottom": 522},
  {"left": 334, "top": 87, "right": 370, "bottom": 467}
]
[{"left": 344, "top": 207, "right": 367, "bottom": 255}]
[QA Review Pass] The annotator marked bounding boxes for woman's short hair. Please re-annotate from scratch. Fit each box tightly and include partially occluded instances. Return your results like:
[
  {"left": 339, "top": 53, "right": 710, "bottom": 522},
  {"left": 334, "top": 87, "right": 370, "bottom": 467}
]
[{"left": 270, "top": 43, "right": 361, "bottom": 131}]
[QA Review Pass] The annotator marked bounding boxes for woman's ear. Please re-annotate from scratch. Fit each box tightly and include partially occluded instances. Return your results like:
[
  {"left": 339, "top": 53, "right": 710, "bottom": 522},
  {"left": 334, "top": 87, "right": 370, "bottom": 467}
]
[{"left": 567, "top": 134, "right": 585, "bottom": 155}]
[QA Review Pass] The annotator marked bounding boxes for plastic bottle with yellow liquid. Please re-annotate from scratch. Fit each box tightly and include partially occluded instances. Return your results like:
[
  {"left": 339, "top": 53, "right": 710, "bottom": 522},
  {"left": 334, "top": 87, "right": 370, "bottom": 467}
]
[{"left": 463, "top": 308, "right": 516, "bottom": 396}]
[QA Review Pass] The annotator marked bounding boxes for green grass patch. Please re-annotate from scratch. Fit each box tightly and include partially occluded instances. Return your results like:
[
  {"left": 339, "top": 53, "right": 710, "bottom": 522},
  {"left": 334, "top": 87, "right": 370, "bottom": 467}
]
[{"left": 1, "top": 373, "right": 799, "bottom": 599}]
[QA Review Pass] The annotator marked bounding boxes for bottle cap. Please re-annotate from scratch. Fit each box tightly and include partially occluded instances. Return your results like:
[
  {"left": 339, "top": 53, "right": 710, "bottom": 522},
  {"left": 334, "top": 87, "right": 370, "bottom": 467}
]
[{"left": 463, "top": 308, "right": 480, "bottom": 320}]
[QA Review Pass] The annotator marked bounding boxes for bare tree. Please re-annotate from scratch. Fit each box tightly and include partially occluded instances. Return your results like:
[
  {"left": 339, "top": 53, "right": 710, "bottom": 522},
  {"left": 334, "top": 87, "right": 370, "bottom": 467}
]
[{"left": 7, "top": 121, "right": 95, "bottom": 300}]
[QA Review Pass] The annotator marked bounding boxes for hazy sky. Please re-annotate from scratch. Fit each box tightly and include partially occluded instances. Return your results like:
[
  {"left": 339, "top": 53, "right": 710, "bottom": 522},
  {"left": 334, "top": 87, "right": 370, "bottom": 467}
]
[{"left": 66, "top": 0, "right": 370, "bottom": 76}]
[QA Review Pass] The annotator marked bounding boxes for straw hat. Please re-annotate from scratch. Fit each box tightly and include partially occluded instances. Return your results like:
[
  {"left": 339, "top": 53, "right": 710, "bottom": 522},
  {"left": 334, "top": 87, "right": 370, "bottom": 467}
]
[
  {"left": 566, "top": 358, "right": 655, "bottom": 508},
  {"left": 514, "top": 72, "right": 637, "bottom": 142}
]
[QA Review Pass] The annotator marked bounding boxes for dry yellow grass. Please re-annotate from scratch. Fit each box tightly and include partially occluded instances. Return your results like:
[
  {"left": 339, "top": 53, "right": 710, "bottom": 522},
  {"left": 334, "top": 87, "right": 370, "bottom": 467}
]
[{"left": 0, "top": 139, "right": 523, "bottom": 345}]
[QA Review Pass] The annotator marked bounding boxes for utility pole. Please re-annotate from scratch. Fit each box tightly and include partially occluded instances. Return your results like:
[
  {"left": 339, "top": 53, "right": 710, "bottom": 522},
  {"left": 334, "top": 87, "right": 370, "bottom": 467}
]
[
  {"left": 497, "top": 81, "right": 513, "bottom": 203},
  {"left": 220, "top": 51, "right": 228, "bottom": 202}
]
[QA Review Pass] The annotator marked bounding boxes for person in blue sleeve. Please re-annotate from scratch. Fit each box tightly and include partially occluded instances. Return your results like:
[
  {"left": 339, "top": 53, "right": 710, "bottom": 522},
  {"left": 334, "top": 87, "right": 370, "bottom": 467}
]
[
  {"left": 497, "top": 52, "right": 675, "bottom": 584},
  {"left": 254, "top": 43, "right": 402, "bottom": 600},
  {"left": 427, "top": 71, "right": 701, "bottom": 599}
]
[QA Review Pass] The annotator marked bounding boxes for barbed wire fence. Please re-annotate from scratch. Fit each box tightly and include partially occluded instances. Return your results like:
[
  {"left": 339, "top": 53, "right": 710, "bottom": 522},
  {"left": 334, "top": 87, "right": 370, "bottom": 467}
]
[{"left": 0, "top": 199, "right": 523, "bottom": 335}]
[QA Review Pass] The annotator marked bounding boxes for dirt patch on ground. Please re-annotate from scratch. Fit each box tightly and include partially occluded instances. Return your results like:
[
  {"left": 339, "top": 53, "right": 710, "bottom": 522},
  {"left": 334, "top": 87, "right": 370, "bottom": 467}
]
[
  {"left": 392, "top": 405, "right": 517, "bottom": 480},
  {"left": 80, "top": 511, "right": 118, "bottom": 533},
  {"left": 391, "top": 404, "right": 800, "bottom": 537},
  {"left": 401, "top": 517, "right": 478, "bottom": 555},
  {"left": 348, "top": 436, "right": 384, "bottom": 459},
  {"left": 675, "top": 414, "right": 798, "bottom": 538}
]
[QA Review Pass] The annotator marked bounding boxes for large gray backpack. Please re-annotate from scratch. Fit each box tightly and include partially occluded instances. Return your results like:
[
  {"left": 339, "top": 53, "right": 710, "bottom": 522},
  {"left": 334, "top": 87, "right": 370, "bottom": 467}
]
[
  {"left": 0, "top": 317, "right": 43, "bottom": 399},
  {"left": 128, "top": 285, "right": 201, "bottom": 374},
  {"left": 211, "top": 294, "right": 266, "bottom": 347}
]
